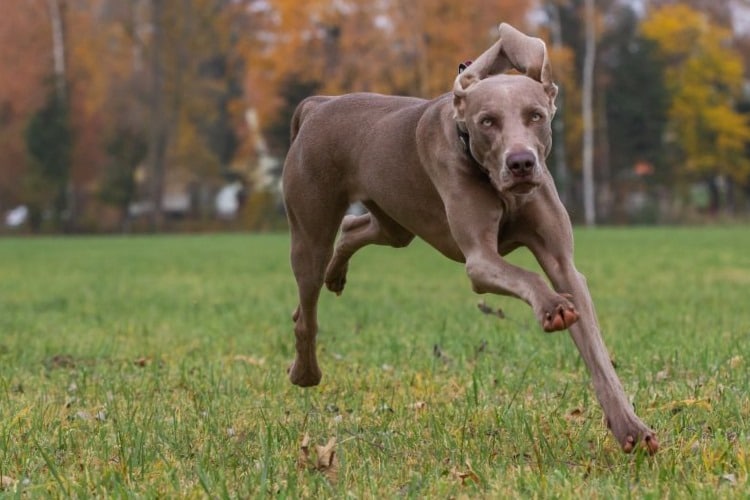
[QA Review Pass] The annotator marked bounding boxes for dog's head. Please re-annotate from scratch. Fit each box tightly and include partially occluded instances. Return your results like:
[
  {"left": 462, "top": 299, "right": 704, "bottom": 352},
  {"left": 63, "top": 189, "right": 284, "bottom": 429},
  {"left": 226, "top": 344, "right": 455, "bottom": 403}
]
[{"left": 453, "top": 24, "right": 558, "bottom": 195}]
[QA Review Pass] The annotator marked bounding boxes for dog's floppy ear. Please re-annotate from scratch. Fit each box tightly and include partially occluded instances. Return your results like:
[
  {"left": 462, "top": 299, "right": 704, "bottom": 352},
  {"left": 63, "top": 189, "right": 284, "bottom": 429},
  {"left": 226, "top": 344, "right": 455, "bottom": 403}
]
[{"left": 453, "top": 23, "right": 557, "bottom": 120}]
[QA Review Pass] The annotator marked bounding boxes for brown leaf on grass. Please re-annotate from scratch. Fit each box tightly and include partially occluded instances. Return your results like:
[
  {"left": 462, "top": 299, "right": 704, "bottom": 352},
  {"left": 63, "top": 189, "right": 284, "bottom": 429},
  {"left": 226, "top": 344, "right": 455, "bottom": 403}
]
[
  {"left": 44, "top": 354, "right": 76, "bottom": 370},
  {"left": 74, "top": 410, "right": 92, "bottom": 421},
  {"left": 721, "top": 473, "right": 737, "bottom": 486},
  {"left": 664, "top": 398, "right": 712, "bottom": 413},
  {"left": 133, "top": 356, "right": 151, "bottom": 367},
  {"left": 233, "top": 355, "right": 266, "bottom": 366},
  {"left": 0, "top": 476, "right": 15, "bottom": 490},
  {"left": 564, "top": 407, "right": 586, "bottom": 422},
  {"left": 315, "top": 437, "right": 338, "bottom": 483},
  {"left": 450, "top": 461, "right": 479, "bottom": 486},
  {"left": 477, "top": 300, "right": 505, "bottom": 319},
  {"left": 298, "top": 434, "right": 338, "bottom": 483},
  {"left": 408, "top": 401, "right": 427, "bottom": 411},
  {"left": 297, "top": 433, "right": 311, "bottom": 470}
]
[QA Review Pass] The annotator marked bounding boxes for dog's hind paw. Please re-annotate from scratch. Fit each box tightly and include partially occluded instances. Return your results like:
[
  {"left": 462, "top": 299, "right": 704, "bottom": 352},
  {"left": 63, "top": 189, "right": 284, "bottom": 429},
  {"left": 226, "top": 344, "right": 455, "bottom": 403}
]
[
  {"left": 324, "top": 264, "right": 348, "bottom": 296},
  {"left": 288, "top": 359, "right": 322, "bottom": 387}
]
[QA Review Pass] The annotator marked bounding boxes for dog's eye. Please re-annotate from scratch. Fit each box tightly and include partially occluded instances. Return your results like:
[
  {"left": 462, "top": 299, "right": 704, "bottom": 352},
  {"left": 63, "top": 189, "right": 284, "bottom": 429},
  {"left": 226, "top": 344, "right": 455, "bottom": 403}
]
[
  {"left": 481, "top": 118, "right": 494, "bottom": 127},
  {"left": 530, "top": 112, "right": 543, "bottom": 123}
]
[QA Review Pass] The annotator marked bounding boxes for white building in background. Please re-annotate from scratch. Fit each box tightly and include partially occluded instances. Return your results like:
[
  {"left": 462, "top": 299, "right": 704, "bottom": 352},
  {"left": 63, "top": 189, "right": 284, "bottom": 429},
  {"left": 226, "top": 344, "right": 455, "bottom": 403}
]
[
  {"left": 4, "top": 205, "right": 28, "bottom": 227},
  {"left": 215, "top": 181, "right": 244, "bottom": 218},
  {"left": 245, "top": 108, "right": 281, "bottom": 192}
]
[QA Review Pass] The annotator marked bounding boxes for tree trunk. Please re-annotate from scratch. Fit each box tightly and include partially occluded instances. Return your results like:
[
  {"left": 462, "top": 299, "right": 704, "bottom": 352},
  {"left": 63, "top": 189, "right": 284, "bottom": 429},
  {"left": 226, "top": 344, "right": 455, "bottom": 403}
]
[
  {"left": 546, "top": 3, "right": 570, "bottom": 207},
  {"left": 596, "top": 86, "right": 611, "bottom": 222},
  {"left": 129, "top": 0, "right": 148, "bottom": 74},
  {"left": 47, "top": 0, "right": 67, "bottom": 104},
  {"left": 582, "top": 0, "right": 596, "bottom": 227},
  {"left": 147, "top": 0, "right": 167, "bottom": 231},
  {"left": 46, "top": 0, "right": 74, "bottom": 231}
]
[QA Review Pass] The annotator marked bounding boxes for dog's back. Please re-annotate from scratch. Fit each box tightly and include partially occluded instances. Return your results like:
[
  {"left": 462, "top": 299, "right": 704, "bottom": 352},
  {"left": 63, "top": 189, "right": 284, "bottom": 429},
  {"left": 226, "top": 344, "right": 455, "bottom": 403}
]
[
  {"left": 284, "top": 93, "right": 432, "bottom": 200},
  {"left": 289, "top": 93, "right": 428, "bottom": 149}
]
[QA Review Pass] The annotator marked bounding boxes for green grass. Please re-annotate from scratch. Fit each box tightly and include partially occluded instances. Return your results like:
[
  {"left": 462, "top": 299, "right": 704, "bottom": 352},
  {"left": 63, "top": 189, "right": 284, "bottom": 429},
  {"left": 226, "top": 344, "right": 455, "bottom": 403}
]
[{"left": 0, "top": 228, "right": 749, "bottom": 497}]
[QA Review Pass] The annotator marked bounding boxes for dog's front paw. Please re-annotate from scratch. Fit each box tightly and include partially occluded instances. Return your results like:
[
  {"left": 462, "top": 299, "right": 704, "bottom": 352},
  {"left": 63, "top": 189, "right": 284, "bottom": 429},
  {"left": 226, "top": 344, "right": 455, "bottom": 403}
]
[
  {"left": 607, "top": 415, "right": 659, "bottom": 454},
  {"left": 540, "top": 295, "right": 579, "bottom": 332}
]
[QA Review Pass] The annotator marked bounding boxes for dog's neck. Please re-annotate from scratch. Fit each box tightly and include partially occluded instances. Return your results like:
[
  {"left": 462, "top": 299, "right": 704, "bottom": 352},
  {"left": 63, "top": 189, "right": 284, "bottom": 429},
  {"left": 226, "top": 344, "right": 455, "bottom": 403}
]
[{"left": 456, "top": 123, "right": 485, "bottom": 173}]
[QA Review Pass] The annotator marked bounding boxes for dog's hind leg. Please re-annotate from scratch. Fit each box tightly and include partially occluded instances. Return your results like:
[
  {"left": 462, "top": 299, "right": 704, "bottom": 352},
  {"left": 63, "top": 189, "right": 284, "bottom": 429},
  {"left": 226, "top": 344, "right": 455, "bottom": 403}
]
[
  {"left": 285, "top": 185, "right": 348, "bottom": 387},
  {"left": 325, "top": 204, "right": 414, "bottom": 295}
]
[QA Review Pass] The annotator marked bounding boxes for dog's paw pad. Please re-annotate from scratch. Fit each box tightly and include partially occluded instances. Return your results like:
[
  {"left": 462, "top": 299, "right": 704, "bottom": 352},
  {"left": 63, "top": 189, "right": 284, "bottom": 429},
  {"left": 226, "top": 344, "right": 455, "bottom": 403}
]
[{"left": 542, "top": 302, "right": 579, "bottom": 332}]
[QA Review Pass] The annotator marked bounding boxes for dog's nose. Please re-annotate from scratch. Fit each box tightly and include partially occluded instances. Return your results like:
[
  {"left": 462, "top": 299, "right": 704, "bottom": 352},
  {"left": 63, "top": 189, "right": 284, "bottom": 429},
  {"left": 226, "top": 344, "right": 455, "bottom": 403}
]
[{"left": 506, "top": 151, "right": 536, "bottom": 177}]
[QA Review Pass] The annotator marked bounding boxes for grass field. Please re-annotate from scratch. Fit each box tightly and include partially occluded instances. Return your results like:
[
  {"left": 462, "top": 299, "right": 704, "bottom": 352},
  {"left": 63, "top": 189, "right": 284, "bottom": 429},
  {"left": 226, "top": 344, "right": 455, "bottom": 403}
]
[{"left": 1, "top": 227, "right": 749, "bottom": 497}]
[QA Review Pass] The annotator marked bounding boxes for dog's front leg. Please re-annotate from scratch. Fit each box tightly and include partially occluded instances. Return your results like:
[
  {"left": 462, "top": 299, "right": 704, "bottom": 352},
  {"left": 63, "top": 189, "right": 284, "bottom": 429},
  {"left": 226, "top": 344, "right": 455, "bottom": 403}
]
[
  {"left": 524, "top": 198, "right": 659, "bottom": 453},
  {"left": 464, "top": 249, "right": 579, "bottom": 332},
  {"left": 442, "top": 183, "right": 579, "bottom": 332},
  {"left": 537, "top": 252, "right": 658, "bottom": 453}
]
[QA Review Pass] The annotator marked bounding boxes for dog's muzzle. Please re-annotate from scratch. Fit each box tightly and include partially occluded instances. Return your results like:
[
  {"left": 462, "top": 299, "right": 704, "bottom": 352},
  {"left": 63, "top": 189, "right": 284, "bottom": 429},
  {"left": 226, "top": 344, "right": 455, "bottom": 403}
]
[
  {"left": 502, "top": 149, "right": 541, "bottom": 194},
  {"left": 506, "top": 150, "right": 536, "bottom": 179}
]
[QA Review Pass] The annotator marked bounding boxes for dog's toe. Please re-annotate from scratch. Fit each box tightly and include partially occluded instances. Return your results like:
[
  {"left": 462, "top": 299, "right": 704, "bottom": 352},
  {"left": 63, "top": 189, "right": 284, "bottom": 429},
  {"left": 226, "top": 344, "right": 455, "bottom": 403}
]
[
  {"left": 541, "top": 300, "right": 580, "bottom": 332},
  {"left": 609, "top": 414, "right": 659, "bottom": 455},
  {"left": 562, "top": 306, "right": 579, "bottom": 328}
]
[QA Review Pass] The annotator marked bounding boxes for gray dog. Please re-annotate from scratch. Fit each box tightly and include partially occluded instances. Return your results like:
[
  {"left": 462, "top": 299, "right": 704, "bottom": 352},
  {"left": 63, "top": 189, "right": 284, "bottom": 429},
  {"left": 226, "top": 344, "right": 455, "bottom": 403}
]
[{"left": 282, "top": 23, "right": 658, "bottom": 454}]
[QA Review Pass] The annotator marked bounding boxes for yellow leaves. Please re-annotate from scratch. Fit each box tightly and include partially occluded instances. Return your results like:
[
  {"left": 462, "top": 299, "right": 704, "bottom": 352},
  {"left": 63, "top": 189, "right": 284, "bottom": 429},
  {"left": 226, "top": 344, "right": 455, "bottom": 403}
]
[
  {"left": 298, "top": 433, "right": 338, "bottom": 484},
  {"left": 641, "top": 5, "right": 706, "bottom": 60},
  {"left": 641, "top": 4, "right": 750, "bottom": 181}
]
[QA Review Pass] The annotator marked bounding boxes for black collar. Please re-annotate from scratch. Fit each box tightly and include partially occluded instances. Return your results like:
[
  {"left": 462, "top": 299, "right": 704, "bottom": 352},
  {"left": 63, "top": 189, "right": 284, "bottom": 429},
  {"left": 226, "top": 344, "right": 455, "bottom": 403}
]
[{"left": 456, "top": 124, "right": 484, "bottom": 171}]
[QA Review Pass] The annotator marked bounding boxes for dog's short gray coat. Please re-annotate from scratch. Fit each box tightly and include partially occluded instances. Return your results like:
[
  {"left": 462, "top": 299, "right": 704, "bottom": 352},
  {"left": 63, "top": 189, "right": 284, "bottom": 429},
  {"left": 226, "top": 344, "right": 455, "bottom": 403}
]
[{"left": 282, "top": 23, "right": 658, "bottom": 454}]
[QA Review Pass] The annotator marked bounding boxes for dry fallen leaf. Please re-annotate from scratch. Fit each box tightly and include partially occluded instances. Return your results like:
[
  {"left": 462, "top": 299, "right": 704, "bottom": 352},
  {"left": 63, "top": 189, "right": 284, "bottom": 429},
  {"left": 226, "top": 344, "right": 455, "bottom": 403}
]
[
  {"left": 45, "top": 354, "right": 76, "bottom": 370},
  {"left": 74, "top": 411, "right": 92, "bottom": 421},
  {"left": 664, "top": 398, "right": 712, "bottom": 412},
  {"left": 298, "top": 433, "right": 311, "bottom": 470},
  {"left": 720, "top": 473, "right": 737, "bottom": 486},
  {"left": 408, "top": 401, "right": 427, "bottom": 411},
  {"left": 233, "top": 355, "right": 266, "bottom": 366},
  {"left": 728, "top": 356, "right": 743, "bottom": 369},
  {"left": 0, "top": 476, "right": 15, "bottom": 490},
  {"left": 298, "top": 434, "right": 338, "bottom": 483},
  {"left": 133, "top": 356, "right": 151, "bottom": 367},
  {"left": 564, "top": 407, "right": 586, "bottom": 422},
  {"left": 316, "top": 437, "right": 338, "bottom": 483},
  {"left": 477, "top": 300, "right": 505, "bottom": 319},
  {"left": 450, "top": 461, "right": 479, "bottom": 486}
]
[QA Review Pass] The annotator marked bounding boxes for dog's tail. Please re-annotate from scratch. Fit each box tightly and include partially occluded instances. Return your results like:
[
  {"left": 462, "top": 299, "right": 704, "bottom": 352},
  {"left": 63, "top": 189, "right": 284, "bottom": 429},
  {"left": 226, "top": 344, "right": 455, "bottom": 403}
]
[{"left": 290, "top": 96, "right": 329, "bottom": 144}]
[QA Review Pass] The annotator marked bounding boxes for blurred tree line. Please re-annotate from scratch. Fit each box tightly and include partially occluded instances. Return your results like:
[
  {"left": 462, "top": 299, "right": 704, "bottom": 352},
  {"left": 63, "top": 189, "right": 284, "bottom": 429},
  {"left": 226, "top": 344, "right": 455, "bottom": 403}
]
[{"left": 1, "top": 0, "right": 749, "bottom": 233}]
